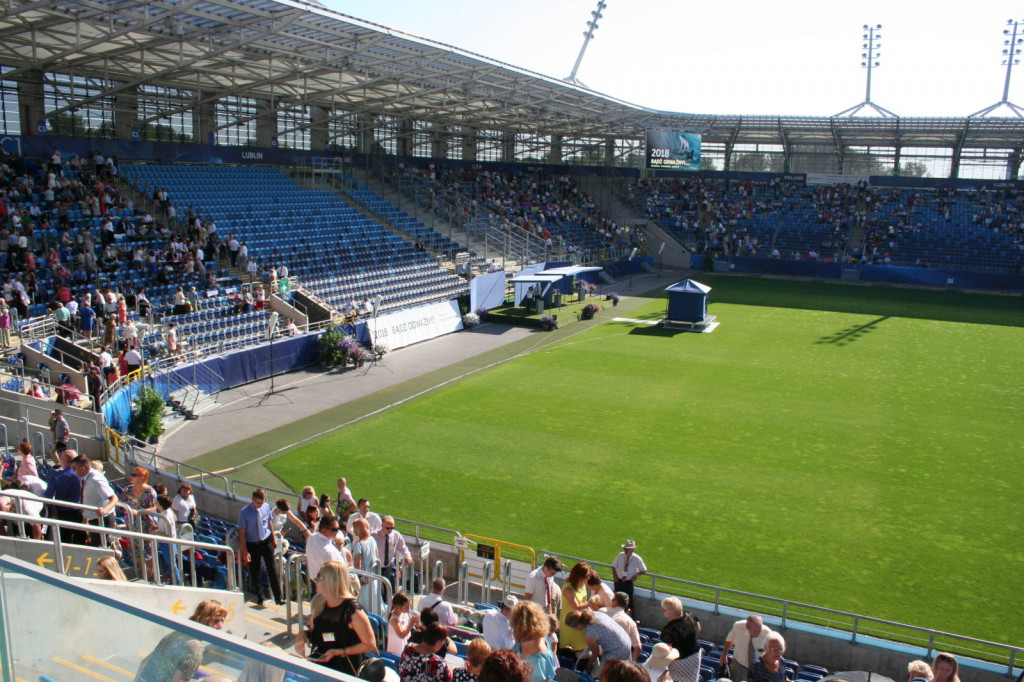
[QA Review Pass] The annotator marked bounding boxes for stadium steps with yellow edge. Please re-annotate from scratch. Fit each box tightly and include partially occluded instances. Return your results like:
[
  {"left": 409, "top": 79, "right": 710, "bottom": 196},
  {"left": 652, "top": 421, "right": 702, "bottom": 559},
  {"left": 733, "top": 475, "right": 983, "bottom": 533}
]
[
  {"left": 31, "top": 645, "right": 252, "bottom": 681},
  {"left": 20, "top": 597, "right": 311, "bottom": 681}
]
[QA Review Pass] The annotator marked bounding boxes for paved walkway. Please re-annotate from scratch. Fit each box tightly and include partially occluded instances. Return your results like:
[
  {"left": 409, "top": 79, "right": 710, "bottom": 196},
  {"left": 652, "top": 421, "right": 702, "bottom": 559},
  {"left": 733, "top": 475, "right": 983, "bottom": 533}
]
[{"left": 159, "top": 267, "right": 689, "bottom": 485}]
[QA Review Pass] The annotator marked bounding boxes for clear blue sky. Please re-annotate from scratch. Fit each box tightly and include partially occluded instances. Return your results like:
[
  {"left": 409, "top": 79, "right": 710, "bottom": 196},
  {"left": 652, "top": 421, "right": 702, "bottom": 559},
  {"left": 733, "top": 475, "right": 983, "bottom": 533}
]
[{"left": 327, "top": 0, "right": 1024, "bottom": 118}]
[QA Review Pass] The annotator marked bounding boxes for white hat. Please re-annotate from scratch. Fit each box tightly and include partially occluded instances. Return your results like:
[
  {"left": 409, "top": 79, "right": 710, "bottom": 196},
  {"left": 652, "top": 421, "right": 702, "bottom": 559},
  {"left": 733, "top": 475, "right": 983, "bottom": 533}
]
[
  {"left": 646, "top": 643, "right": 679, "bottom": 669},
  {"left": 622, "top": 539, "right": 637, "bottom": 549},
  {"left": 500, "top": 595, "right": 519, "bottom": 610}
]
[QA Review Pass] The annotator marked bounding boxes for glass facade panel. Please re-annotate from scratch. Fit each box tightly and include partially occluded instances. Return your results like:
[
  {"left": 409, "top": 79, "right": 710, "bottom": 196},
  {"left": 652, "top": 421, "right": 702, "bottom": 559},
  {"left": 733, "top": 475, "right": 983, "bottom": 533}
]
[{"left": 0, "top": 556, "right": 338, "bottom": 682}]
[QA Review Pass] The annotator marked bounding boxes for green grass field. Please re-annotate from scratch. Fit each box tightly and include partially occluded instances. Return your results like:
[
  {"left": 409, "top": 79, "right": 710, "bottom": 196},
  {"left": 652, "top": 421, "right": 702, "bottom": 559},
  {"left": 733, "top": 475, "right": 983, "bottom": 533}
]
[{"left": 258, "top": 276, "right": 1024, "bottom": 647}]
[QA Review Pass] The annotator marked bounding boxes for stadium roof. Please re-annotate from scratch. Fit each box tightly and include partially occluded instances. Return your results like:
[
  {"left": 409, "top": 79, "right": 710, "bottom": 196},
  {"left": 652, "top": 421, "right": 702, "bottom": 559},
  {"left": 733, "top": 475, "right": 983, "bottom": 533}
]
[{"left": 3, "top": 0, "right": 1024, "bottom": 151}]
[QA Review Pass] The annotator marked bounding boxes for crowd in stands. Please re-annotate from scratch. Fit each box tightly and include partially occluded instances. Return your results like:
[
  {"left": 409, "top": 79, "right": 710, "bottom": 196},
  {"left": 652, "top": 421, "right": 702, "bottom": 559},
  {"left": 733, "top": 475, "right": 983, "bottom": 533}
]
[
  {"left": 624, "top": 177, "right": 1024, "bottom": 272},
  {"left": 0, "top": 437, "right": 975, "bottom": 682},
  {"left": 388, "top": 164, "right": 641, "bottom": 259},
  {"left": 226, "top": 478, "right": 969, "bottom": 682}
]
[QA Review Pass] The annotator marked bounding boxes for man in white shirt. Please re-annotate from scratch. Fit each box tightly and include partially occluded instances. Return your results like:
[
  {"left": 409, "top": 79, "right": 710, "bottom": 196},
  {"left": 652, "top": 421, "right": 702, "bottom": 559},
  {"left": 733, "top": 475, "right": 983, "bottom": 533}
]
[
  {"left": 611, "top": 539, "right": 647, "bottom": 606},
  {"left": 97, "top": 346, "right": 112, "bottom": 372},
  {"left": 523, "top": 556, "right": 563, "bottom": 615},
  {"left": 482, "top": 595, "right": 517, "bottom": 649},
  {"left": 418, "top": 578, "right": 457, "bottom": 626},
  {"left": 72, "top": 454, "right": 117, "bottom": 544},
  {"left": 720, "top": 615, "right": 773, "bottom": 682},
  {"left": 346, "top": 498, "right": 382, "bottom": 536},
  {"left": 305, "top": 514, "right": 346, "bottom": 590},
  {"left": 608, "top": 592, "right": 641, "bottom": 661}
]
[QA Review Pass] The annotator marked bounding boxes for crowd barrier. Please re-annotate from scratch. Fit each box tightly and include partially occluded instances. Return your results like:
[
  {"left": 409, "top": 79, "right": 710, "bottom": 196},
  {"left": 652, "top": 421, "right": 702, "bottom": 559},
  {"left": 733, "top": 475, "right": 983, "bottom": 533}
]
[
  {"left": 102, "top": 333, "right": 319, "bottom": 433},
  {"left": 691, "top": 256, "right": 1024, "bottom": 292}
]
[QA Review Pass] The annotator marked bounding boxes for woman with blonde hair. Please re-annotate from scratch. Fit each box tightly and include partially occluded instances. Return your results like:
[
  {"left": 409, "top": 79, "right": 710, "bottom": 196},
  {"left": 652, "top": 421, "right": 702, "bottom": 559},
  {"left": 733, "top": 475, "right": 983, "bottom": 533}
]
[
  {"left": 298, "top": 485, "right": 317, "bottom": 516},
  {"left": 454, "top": 638, "right": 492, "bottom": 682},
  {"left": 510, "top": 600, "right": 557, "bottom": 682},
  {"left": 135, "top": 600, "right": 229, "bottom": 681},
  {"left": 931, "top": 653, "right": 960, "bottom": 682},
  {"left": 294, "top": 561, "right": 377, "bottom": 676},
  {"left": 96, "top": 556, "right": 127, "bottom": 581},
  {"left": 190, "top": 599, "right": 230, "bottom": 629}
]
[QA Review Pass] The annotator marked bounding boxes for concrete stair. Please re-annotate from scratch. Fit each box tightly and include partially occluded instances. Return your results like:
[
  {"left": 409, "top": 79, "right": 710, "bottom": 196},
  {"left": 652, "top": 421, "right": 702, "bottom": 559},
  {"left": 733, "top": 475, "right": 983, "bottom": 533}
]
[{"left": 168, "top": 386, "right": 219, "bottom": 421}]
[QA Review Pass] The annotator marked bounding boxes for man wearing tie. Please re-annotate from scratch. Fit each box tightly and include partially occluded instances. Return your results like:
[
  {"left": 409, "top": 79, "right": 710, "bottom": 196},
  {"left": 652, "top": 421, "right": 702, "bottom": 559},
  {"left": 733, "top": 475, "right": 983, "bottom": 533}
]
[
  {"left": 523, "top": 556, "right": 564, "bottom": 615},
  {"left": 372, "top": 515, "right": 412, "bottom": 591}
]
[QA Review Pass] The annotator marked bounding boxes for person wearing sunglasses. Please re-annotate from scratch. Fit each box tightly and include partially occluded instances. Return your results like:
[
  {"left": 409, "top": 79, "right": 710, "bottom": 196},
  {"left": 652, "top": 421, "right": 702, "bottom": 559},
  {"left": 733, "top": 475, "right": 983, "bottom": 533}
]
[
  {"left": 298, "top": 486, "right": 318, "bottom": 516},
  {"left": 306, "top": 512, "right": 346, "bottom": 594}
]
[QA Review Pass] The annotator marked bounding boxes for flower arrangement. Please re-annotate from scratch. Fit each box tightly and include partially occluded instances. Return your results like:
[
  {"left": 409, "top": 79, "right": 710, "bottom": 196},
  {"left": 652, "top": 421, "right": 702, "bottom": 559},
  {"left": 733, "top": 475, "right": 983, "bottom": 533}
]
[
  {"left": 583, "top": 281, "right": 597, "bottom": 294},
  {"left": 348, "top": 347, "right": 368, "bottom": 366},
  {"left": 581, "top": 303, "right": 601, "bottom": 320},
  {"left": 474, "top": 306, "right": 489, "bottom": 322},
  {"left": 462, "top": 312, "right": 480, "bottom": 328},
  {"left": 607, "top": 292, "right": 620, "bottom": 306},
  {"left": 539, "top": 315, "right": 557, "bottom": 331},
  {"left": 338, "top": 337, "right": 360, "bottom": 357},
  {"left": 373, "top": 343, "right": 390, "bottom": 357}
]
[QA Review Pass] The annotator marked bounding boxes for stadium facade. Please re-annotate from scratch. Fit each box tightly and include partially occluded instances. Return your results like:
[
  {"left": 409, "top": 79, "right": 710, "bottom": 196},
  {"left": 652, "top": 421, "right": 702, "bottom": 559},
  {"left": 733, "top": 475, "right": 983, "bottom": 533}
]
[{"left": 2, "top": 0, "right": 1024, "bottom": 179}]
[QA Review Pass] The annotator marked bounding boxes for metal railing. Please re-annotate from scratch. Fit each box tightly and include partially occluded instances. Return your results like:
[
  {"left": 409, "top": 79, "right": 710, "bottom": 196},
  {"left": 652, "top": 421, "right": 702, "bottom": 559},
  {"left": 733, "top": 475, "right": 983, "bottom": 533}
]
[
  {"left": 125, "top": 440, "right": 232, "bottom": 495},
  {"left": 0, "top": 504, "right": 237, "bottom": 591},
  {"left": 283, "top": 553, "right": 393, "bottom": 636},
  {"left": 18, "top": 316, "right": 57, "bottom": 343},
  {"left": 0, "top": 391, "right": 104, "bottom": 442},
  {"left": 122, "top": 455, "right": 1024, "bottom": 675}
]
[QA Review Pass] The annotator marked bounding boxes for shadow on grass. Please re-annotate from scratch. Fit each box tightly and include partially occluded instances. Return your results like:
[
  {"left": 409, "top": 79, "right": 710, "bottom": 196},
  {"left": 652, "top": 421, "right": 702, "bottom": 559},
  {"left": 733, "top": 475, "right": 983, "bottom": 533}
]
[
  {"left": 699, "top": 274, "right": 1024, "bottom": 328},
  {"left": 817, "top": 316, "right": 889, "bottom": 346},
  {"left": 628, "top": 324, "right": 691, "bottom": 338}
]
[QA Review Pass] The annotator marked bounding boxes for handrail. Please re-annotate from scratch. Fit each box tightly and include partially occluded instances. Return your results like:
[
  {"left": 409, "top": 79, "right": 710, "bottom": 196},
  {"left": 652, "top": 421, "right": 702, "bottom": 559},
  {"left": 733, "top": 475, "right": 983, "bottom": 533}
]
[
  {"left": 105, "top": 427, "right": 130, "bottom": 471},
  {"left": 125, "top": 441, "right": 232, "bottom": 496},
  {"left": 101, "top": 365, "right": 151, "bottom": 407},
  {"left": 349, "top": 567, "right": 394, "bottom": 618},
  {"left": 0, "top": 508, "right": 238, "bottom": 590},
  {"left": 120, "top": 458, "right": 1024, "bottom": 673},
  {"left": 457, "top": 561, "right": 470, "bottom": 606},
  {"left": 227, "top": 476, "right": 298, "bottom": 502},
  {"left": 285, "top": 552, "right": 308, "bottom": 635},
  {"left": 18, "top": 316, "right": 57, "bottom": 343},
  {"left": 461, "top": 533, "right": 535, "bottom": 571},
  {"left": 0, "top": 390, "right": 103, "bottom": 440},
  {"left": 480, "top": 561, "right": 494, "bottom": 606}
]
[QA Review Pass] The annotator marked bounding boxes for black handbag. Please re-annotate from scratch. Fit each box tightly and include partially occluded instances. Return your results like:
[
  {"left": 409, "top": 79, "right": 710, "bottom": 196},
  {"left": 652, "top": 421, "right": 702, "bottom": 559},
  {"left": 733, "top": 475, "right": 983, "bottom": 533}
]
[{"left": 353, "top": 655, "right": 386, "bottom": 682}]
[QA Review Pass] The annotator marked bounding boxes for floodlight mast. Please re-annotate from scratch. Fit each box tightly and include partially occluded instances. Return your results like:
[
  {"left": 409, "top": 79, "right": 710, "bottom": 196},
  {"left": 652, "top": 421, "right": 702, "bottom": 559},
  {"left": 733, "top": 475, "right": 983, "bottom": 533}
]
[
  {"left": 970, "top": 19, "right": 1024, "bottom": 118},
  {"left": 564, "top": 0, "right": 607, "bottom": 88},
  {"left": 835, "top": 24, "right": 898, "bottom": 118}
]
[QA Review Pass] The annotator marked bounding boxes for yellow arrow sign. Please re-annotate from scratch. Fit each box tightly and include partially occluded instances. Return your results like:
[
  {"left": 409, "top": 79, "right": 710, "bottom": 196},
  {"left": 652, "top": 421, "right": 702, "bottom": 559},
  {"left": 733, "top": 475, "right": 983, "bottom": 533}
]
[
  {"left": 36, "top": 553, "right": 53, "bottom": 568},
  {"left": 172, "top": 600, "right": 187, "bottom": 616}
]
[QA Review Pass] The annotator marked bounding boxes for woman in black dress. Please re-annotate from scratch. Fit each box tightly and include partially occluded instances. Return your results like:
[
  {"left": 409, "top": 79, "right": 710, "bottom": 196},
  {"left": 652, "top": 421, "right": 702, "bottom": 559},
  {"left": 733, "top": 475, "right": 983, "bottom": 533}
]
[
  {"left": 294, "top": 560, "right": 377, "bottom": 676},
  {"left": 659, "top": 597, "right": 701, "bottom": 659}
]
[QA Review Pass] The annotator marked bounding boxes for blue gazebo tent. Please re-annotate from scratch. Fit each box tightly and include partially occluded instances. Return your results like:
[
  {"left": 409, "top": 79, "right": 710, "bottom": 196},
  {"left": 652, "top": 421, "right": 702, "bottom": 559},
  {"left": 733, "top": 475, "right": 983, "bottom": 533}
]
[{"left": 665, "top": 279, "right": 711, "bottom": 322}]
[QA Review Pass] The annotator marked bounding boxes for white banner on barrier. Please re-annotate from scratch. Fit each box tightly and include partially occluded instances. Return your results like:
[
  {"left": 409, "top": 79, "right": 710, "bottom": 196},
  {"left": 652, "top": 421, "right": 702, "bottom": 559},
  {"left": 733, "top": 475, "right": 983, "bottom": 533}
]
[
  {"left": 806, "top": 173, "right": 868, "bottom": 186},
  {"left": 366, "top": 300, "right": 464, "bottom": 350}
]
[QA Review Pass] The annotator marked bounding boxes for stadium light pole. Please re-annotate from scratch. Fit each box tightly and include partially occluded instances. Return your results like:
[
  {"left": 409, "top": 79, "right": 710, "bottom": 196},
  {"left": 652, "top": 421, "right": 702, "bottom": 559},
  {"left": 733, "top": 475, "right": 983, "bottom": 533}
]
[
  {"left": 564, "top": 0, "right": 607, "bottom": 88},
  {"left": 970, "top": 19, "right": 1024, "bottom": 118},
  {"left": 835, "top": 24, "right": 898, "bottom": 117}
]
